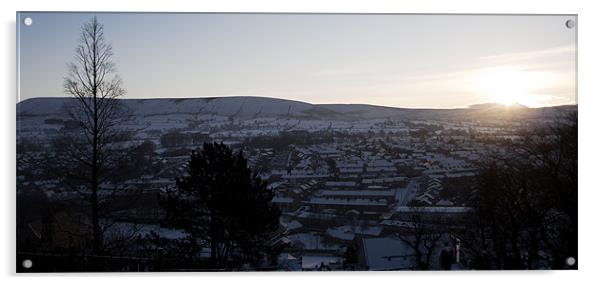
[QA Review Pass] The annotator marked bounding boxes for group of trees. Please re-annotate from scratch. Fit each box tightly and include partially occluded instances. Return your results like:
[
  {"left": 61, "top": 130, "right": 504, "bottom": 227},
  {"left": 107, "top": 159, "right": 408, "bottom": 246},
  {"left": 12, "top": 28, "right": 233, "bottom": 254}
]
[
  {"left": 384, "top": 113, "right": 577, "bottom": 270},
  {"left": 460, "top": 113, "right": 577, "bottom": 269},
  {"left": 19, "top": 17, "right": 281, "bottom": 271}
]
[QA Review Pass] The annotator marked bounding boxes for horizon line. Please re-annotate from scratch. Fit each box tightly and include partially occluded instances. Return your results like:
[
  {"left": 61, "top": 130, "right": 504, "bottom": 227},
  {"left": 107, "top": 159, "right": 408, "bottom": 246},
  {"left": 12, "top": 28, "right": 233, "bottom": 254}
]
[{"left": 18, "top": 95, "right": 578, "bottom": 110}]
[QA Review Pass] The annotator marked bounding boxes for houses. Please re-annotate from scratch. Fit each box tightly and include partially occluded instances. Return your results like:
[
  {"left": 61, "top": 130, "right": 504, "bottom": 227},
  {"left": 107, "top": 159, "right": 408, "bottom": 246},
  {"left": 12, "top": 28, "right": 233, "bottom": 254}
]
[
  {"left": 307, "top": 197, "right": 389, "bottom": 216},
  {"left": 361, "top": 177, "right": 406, "bottom": 186},
  {"left": 325, "top": 225, "right": 383, "bottom": 243},
  {"left": 316, "top": 190, "right": 396, "bottom": 204},
  {"left": 365, "top": 159, "right": 397, "bottom": 174},
  {"left": 414, "top": 177, "right": 443, "bottom": 206},
  {"left": 19, "top": 103, "right": 532, "bottom": 271}
]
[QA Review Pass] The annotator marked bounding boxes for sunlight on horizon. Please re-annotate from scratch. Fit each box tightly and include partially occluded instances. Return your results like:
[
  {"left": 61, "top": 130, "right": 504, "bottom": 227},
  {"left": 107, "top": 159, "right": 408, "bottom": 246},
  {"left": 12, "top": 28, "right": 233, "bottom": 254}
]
[{"left": 468, "top": 65, "right": 555, "bottom": 107}]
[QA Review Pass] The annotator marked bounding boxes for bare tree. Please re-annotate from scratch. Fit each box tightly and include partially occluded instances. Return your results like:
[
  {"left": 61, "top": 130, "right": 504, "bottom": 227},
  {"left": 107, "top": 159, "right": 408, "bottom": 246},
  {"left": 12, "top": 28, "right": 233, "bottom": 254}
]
[
  {"left": 59, "top": 16, "right": 131, "bottom": 254},
  {"left": 395, "top": 207, "right": 446, "bottom": 270},
  {"left": 466, "top": 111, "right": 578, "bottom": 269}
]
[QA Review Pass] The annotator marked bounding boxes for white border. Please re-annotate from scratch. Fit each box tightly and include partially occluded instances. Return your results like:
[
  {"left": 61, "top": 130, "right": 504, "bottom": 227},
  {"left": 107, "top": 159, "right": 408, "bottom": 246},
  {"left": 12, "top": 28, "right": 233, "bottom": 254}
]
[{"left": 2, "top": 1, "right": 601, "bottom": 285}]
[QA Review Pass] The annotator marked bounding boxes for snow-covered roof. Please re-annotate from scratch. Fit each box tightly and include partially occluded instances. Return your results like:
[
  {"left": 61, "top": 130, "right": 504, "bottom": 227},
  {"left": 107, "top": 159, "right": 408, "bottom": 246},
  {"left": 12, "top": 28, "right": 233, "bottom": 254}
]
[
  {"left": 308, "top": 197, "right": 388, "bottom": 206},
  {"left": 395, "top": 206, "right": 473, "bottom": 213},
  {"left": 326, "top": 228, "right": 355, "bottom": 241},
  {"left": 319, "top": 190, "right": 395, "bottom": 197},
  {"left": 361, "top": 237, "right": 415, "bottom": 270},
  {"left": 436, "top": 200, "right": 454, "bottom": 206},
  {"left": 286, "top": 220, "right": 303, "bottom": 232},
  {"left": 325, "top": 181, "right": 357, "bottom": 187},
  {"left": 272, "top": 196, "right": 294, "bottom": 203}
]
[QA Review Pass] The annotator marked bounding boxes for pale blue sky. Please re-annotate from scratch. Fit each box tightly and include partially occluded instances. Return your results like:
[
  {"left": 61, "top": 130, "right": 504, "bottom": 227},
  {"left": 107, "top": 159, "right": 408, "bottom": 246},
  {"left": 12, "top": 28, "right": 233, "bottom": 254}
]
[{"left": 17, "top": 13, "right": 576, "bottom": 108}]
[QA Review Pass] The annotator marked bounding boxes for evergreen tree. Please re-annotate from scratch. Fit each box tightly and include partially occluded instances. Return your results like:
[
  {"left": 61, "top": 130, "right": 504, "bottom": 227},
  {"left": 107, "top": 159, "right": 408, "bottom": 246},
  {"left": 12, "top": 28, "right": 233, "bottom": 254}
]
[{"left": 161, "top": 142, "right": 281, "bottom": 269}]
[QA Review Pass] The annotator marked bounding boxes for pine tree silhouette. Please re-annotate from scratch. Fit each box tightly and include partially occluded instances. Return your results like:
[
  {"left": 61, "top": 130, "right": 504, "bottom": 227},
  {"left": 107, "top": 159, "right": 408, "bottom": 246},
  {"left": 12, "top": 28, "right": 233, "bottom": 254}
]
[{"left": 161, "top": 142, "right": 281, "bottom": 269}]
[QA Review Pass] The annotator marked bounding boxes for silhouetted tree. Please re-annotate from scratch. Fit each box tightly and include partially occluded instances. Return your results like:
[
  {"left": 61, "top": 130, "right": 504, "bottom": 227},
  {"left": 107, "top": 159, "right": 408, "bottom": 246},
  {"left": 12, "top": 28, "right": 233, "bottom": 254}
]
[
  {"left": 53, "top": 16, "right": 132, "bottom": 254},
  {"left": 161, "top": 142, "right": 281, "bottom": 269}
]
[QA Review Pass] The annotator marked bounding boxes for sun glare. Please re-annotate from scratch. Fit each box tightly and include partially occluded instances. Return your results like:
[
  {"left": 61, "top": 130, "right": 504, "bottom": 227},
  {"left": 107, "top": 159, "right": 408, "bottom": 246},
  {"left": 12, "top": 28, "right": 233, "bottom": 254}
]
[{"left": 469, "top": 66, "right": 551, "bottom": 107}]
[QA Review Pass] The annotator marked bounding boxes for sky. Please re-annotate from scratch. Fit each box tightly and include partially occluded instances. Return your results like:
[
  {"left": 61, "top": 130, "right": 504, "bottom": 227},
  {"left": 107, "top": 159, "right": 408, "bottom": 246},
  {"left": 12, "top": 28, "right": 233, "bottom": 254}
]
[{"left": 17, "top": 12, "right": 577, "bottom": 108}]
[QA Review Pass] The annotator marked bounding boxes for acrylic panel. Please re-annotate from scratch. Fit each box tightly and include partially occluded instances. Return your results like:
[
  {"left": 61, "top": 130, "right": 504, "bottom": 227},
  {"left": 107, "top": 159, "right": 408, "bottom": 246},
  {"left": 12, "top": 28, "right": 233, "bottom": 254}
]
[{"left": 16, "top": 12, "right": 577, "bottom": 272}]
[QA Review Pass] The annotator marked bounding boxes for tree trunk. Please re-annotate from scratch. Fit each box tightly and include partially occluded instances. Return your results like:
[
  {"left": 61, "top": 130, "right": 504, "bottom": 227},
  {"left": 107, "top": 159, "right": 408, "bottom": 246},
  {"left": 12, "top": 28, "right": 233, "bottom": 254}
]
[
  {"left": 91, "top": 87, "right": 102, "bottom": 254},
  {"left": 91, "top": 26, "right": 102, "bottom": 254}
]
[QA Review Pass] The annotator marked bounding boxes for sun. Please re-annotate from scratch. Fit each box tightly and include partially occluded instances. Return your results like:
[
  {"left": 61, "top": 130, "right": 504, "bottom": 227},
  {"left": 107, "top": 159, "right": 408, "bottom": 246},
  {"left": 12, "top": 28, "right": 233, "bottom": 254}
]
[{"left": 469, "top": 66, "right": 550, "bottom": 107}]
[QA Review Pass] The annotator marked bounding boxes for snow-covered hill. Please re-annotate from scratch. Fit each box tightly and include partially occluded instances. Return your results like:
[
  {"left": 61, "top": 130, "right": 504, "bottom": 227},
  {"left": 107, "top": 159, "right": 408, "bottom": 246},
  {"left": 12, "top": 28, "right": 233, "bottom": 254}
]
[{"left": 17, "top": 96, "right": 576, "bottom": 121}]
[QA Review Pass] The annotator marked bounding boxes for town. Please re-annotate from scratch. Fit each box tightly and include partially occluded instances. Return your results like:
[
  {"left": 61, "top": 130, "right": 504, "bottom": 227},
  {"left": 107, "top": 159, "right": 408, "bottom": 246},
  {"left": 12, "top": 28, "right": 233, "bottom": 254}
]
[{"left": 16, "top": 97, "right": 574, "bottom": 271}]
